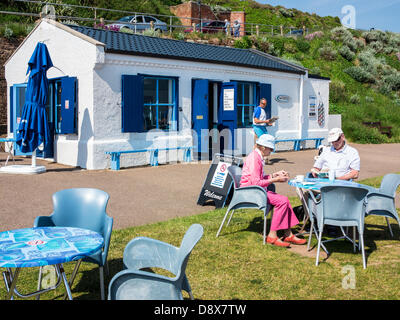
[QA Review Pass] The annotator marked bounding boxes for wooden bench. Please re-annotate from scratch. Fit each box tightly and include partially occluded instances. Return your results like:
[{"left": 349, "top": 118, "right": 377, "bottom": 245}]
[
  {"left": 362, "top": 121, "right": 392, "bottom": 138},
  {"left": 106, "top": 146, "right": 193, "bottom": 170},
  {"left": 274, "top": 137, "right": 324, "bottom": 151}
]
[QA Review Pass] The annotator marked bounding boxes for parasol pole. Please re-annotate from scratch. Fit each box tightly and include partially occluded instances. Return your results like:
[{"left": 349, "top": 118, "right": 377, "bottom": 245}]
[{"left": 32, "top": 149, "right": 37, "bottom": 167}]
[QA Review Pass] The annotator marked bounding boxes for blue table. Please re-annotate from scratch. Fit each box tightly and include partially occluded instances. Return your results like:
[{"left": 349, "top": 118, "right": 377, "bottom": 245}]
[
  {"left": 288, "top": 177, "right": 361, "bottom": 191},
  {"left": 288, "top": 178, "right": 362, "bottom": 251},
  {"left": 0, "top": 226, "right": 104, "bottom": 300}
]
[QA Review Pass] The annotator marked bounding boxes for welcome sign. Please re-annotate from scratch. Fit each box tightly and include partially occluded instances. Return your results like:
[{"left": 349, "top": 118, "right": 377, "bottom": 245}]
[{"left": 197, "top": 153, "right": 243, "bottom": 208}]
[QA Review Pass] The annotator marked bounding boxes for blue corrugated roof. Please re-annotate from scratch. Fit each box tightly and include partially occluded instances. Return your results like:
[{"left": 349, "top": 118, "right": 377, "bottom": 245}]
[{"left": 68, "top": 25, "right": 306, "bottom": 75}]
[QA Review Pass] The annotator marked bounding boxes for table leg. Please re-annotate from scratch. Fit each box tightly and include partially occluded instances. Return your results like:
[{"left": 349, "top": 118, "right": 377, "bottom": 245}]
[
  {"left": 63, "top": 259, "right": 82, "bottom": 300},
  {"left": 6, "top": 267, "right": 21, "bottom": 300},
  {"left": 295, "top": 187, "right": 311, "bottom": 236},
  {"left": 57, "top": 264, "right": 73, "bottom": 300}
]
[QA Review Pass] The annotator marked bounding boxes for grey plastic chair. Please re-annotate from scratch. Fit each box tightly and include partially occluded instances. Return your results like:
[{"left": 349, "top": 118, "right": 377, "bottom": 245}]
[
  {"left": 308, "top": 185, "right": 370, "bottom": 269},
  {"left": 365, "top": 173, "right": 400, "bottom": 237},
  {"left": 34, "top": 188, "right": 113, "bottom": 300},
  {"left": 216, "top": 165, "right": 275, "bottom": 245},
  {"left": 108, "top": 224, "right": 203, "bottom": 300}
]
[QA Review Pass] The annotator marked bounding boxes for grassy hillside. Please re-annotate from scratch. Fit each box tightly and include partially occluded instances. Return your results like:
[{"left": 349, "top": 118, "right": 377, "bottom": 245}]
[{"left": 1, "top": 0, "right": 399, "bottom": 143}]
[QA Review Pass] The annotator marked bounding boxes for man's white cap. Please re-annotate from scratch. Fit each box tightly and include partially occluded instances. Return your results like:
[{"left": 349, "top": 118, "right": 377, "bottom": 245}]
[
  {"left": 256, "top": 134, "right": 275, "bottom": 150},
  {"left": 328, "top": 127, "right": 344, "bottom": 143}
]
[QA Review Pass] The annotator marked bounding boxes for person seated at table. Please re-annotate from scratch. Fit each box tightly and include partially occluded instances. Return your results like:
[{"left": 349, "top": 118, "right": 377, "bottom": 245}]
[
  {"left": 240, "top": 134, "right": 307, "bottom": 247},
  {"left": 311, "top": 128, "right": 360, "bottom": 181}
]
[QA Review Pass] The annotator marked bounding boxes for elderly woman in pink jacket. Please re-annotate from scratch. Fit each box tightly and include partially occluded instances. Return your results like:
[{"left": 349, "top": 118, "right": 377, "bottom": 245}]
[{"left": 240, "top": 134, "right": 306, "bottom": 247}]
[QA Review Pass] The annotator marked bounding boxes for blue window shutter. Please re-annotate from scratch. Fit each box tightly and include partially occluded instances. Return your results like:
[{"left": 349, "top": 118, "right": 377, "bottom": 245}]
[
  {"left": 9, "top": 86, "right": 13, "bottom": 133},
  {"left": 60, "top": 77, "right": 77, "bottom": 134},
  {"left": 259, "top": 83, "right": 272, "bottom": 119},
  {"left": 122, "top": 75, "right": 144, "bottom": 132}
]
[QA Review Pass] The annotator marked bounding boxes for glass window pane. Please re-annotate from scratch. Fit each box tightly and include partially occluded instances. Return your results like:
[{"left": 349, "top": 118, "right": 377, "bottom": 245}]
[
  {"left": 158, "top": 106, "right": 172, "bottom": 130},
  {"left": 143, "top": 106, "right": 157, "bottom": 131},
  {"left": 144, "top": 78, "right": 157, "bottom": 104},
  {"left": 243, "top": 83, "right": 250, "bottom": 105},
  {"left": 158, "top": 79, "right": 172, "bottom": 104},
  {"left": 237, "top": 83, "right": 243, "bottom": 105}
]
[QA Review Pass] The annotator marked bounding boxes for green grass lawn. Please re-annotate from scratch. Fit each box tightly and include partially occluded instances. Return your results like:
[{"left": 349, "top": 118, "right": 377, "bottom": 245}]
[{"left": 1, "top": 175, "right": 400, "bottom": 300}]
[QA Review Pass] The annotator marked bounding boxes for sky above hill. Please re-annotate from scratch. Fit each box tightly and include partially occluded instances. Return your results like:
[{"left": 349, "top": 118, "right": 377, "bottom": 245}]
[{"left": 257, "top": 0, "right": 400, "bottom": 33}]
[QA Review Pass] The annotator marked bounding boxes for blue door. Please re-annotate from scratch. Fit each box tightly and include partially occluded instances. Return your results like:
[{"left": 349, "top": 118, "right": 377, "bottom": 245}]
[
  {"left": 219, "top": 82, "right": 237, "bottom": 155},
  {"left": 192, "top": 79, "right": 209, "bottom": 160}
]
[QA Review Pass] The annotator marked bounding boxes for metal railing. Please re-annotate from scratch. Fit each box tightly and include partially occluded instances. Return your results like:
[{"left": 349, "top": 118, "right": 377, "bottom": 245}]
[{"left": 2, "top": 0, "right": 321, "bottom": 37}]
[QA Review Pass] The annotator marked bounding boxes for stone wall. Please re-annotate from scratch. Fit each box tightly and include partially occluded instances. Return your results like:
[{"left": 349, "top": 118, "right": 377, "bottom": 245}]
[
  {"left": 0, "top": 36, "right": 23, "bottom": 134},
  {"left": 170, "top": 1, "right": 245, "bottom": 34}
]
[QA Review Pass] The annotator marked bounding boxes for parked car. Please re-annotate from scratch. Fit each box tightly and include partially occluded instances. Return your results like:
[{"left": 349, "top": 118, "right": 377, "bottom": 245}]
[
  {"left": 184, "top": 20, "right": 227, "bottom": 33},
  {"left": 286, "top": 28, "right": 308, "bottom": 36},
  {"left": 107, "top": 15, "right": 168, "bottom": 33}
]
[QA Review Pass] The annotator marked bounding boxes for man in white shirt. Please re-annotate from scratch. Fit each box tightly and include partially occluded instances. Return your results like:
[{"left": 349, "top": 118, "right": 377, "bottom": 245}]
[{"left": 311, "top": 128, "right": 360, "bottom": 181}]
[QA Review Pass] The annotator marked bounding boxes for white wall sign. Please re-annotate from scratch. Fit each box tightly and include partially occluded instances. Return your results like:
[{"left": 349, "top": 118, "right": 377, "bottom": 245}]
[
  {"left": 308, "top": 95, "right": 317, "bottom": 117},
  {"left": 275, "top": 94, "right": 290, "bottom": 103},
  {"left": 223, "top": 88, "right": 234, "bottom": 111}
]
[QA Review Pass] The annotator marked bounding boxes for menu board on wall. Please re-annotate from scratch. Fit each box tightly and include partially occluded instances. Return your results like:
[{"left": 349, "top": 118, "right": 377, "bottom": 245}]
[
  {"left": 308, "top": 95, "right": 317, "bottom": 117},
  {"left": 223, "top": 88, "right": 235, "bottom": 111}
]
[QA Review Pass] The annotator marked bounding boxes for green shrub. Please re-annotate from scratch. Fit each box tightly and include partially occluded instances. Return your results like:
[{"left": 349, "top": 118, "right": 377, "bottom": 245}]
[
  {"left": 330, "top": 26, "right": 352, "bottom": 41},
  {"left": 279, "top": 7, "right": 295, "bottom": 18},
  {"left": 284, "top": 42, "right": 297, "bottom": 53},
  {"left": 349, "top": 94, "right": 360, "bottom": 104},
  {"left": 382, "top": 73, "right": 400, "bottom": 91},
  {"left": 339, "top": 45, "right": 355, "bottom": 61},
  {"left": 369, "top": 41, "right": 384, "bottom": 53},
  {"left": 296, "top": 39, "right": 310, "bottom": 53},
  {"left": 233, "top": 36, "right": 252, "bottom": 49},
  {"left": 4, "top": 27, "right": 13, "bottom": 39},
  {"left": 365, "top": 96, "right": 375, "bottom": 103},
  {"left": 344, "top": 120, "right": 387, "bottom": 144},
  {"left": 329, "top": 80, "right": 347, "bottom": 103},
  {"left": 344, "top": 66, "right": 375, "bottom": 83},
  {"left": 319, "top": 45, "right": 337, "bottom": 61}
]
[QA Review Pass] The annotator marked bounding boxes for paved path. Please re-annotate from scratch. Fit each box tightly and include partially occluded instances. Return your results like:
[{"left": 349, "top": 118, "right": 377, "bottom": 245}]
[{"left": 0, "top": 143, "right": 399, "bottom": 231}]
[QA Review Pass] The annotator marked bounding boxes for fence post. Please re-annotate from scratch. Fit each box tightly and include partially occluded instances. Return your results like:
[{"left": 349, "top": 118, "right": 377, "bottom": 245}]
[
  {"left": 256, "top": 25, "right": 259, "bottom": 37},
  {"left": 280, "top": 25, "right": 283, "bottom": 36},
  {"left": 150, "top": 21, "right": 154, "bottom": 30},
  {"left": 170, "top": 16, "right": 172, "bottom": 35},
  {"left": 303, "top": 25, "right": 306, "bottom": 35},
  {"left": 192, "top": 22, "right": 196, "bottom": 32}
]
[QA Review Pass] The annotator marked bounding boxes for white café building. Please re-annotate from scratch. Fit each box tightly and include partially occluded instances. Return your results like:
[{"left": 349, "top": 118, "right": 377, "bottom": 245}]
[{"left": 4, "top": 19, "right": 331, "bottom": 170}]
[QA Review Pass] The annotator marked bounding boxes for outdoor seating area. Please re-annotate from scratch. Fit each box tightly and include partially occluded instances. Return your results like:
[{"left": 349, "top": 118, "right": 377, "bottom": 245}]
[{"left": 0, "top": 167, "right": 398, "bottom": 300}]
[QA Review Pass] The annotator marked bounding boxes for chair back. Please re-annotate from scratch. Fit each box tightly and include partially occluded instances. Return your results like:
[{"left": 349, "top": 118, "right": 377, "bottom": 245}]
[
  {"left": 177, "top": 224, "right": 204, "bottom": 278},
  {"left": 227, "top": 165, "right": 242, "bottom": 189},
  {"left": 379, "top": 174, "right": 400, "bottom": 197},
  {"left": 51, "top": 188, "right": 110, "bottom": 234},
  {"left": 320, "top": 185, "right": 369, "bottom": 228}
]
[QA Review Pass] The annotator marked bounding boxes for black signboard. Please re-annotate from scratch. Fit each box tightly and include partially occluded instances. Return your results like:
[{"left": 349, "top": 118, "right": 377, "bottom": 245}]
[{"left": 197, "top": 153, "right": 243, "bottom": 208}]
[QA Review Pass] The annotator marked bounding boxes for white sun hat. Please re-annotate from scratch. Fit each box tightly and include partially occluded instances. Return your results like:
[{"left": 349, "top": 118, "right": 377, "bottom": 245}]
[
  {"left": 256, "top": 134, "right": 275, "bottom": 150},
  {"left": 328, "top": 127, "right": 344, "bottom": 143}
]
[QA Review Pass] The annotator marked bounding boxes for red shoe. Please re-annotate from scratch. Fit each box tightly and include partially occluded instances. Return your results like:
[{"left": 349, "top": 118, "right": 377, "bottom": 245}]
[
  {"left": 283, "top": 234, "right": 307, "bottom": 245},
  {"left": 266, "top": 236, "right": 291, "bottom": 247}
]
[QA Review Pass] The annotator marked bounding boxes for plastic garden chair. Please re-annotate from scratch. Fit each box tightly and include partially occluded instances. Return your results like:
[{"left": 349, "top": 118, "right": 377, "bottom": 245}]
[
  {"left": 365, "top": 173, "right": 400, "bottom": 237},
  {"left": 34, "top": 188, "right": 113, "bottom": 300},
  {"left": 215, "top": 165, "right": 275, "bottom": 245},
  {"left": 108, "top": 224, "right": 203, "bottom": 300},
  {"left": 308, "top": 185, "right": 370, "bottom": 269}
]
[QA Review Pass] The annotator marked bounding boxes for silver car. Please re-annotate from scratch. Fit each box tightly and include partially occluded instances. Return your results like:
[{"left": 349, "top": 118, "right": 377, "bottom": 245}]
[{"left": 108, "top": 15, "right": 168, "bottom": 33}]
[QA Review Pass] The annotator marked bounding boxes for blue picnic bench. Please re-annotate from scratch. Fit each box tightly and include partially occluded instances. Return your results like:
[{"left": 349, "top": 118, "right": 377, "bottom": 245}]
[
  {"left": 106, "top": 146, "right": 193, "bottom": 170},
  {"left": 274, "top": 137, "right": 324, "bottom": 151}
]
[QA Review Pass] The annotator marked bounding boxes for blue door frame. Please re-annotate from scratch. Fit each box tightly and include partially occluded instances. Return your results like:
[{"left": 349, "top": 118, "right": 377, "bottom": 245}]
[
  {"left": 11, "top": 76, "right": 74, "bottom": 158},
  {"left": 219, "top": 82, "right": 237, "bottom": 155}
]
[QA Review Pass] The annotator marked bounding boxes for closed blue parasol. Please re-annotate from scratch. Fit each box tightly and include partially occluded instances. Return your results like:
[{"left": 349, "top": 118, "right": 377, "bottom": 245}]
[{"left": 16, "top": 42, "right": 53, "bottom": 154}]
